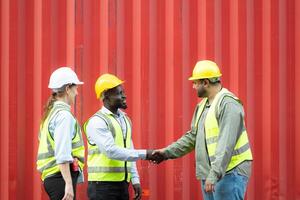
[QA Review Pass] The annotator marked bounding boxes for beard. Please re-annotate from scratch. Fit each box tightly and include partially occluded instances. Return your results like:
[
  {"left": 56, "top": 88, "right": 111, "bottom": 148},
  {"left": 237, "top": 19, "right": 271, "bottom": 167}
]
[
  {"left": 197, "top": 88, "right": 207, "bottom": 98},
  {"left": 120, "top": 103, "right": 127, "bottom": 109},
  {"left": 119, "top": 100, "right": 127, "bottom": 109}
]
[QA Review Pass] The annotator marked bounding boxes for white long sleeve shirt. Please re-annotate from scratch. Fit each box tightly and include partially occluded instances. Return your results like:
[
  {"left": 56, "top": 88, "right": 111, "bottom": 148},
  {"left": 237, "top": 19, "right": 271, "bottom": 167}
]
[
  {"left": 48, "top": 101, "right": 75, "bottom": 164},
  {"left": 48, "top": 101, "right": 85, "bottom": 183},
  {"left": 86, "top": 106, "right": 146, "bottom": 184}
]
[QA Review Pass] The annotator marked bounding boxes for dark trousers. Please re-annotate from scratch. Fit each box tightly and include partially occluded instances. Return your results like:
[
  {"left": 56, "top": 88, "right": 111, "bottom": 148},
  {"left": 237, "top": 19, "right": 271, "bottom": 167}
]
[
  {"left": 87, "top": 181, "right": 129, "bottom": 200},
  {"left": 44, "top": 171, "right": 79, "bottom": 200}
]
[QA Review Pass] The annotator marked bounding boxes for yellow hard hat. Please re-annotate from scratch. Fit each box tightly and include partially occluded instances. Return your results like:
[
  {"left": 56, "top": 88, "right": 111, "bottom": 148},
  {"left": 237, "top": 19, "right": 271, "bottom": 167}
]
[
  {"left": 95, "top": 74, "right": 124, "bottom": 99},
  {"left": 188, "top": 60, "right": 222, "bottom": 81}
]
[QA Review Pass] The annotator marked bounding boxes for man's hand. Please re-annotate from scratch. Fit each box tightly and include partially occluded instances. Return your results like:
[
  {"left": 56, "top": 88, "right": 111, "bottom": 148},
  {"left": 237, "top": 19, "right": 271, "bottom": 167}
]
[
  {"left": 204, "top": 179, "right": 215, "bottom": 193},
  {"left": 146, "top": 150, "right": 154, "bottom": 160},
  {"left": 146, "top": 149, "right": 168, "bottom": 164},
  {"left": 132, "top": 184, "right": 142, "bottom": 200}
]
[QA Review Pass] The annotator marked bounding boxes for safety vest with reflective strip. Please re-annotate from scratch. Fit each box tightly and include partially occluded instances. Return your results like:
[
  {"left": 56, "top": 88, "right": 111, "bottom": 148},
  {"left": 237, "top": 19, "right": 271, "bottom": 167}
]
[
  {"left": 83, "top": 111, "right": 132, "bottom": 182},
  {"left": 194, "top": 88, "right": 253, "bottom": 171},
  {"left": 36, "top": 104, "right": 85, "bottom": 181}
]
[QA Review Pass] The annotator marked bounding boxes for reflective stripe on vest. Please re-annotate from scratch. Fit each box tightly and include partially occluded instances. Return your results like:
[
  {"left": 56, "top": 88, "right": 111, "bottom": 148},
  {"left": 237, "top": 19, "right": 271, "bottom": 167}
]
[
  {"left": 84, "top": 111, "right": 132, "bottom": 182},
  {"left": 88, "top": 166, "right": 133, "bottom": 173},
  {"left": 194, "top": 88, "right": 253, "bottom": 171},
  {"left": 36, "top": 104, "right": 85, "bottom": 181}
]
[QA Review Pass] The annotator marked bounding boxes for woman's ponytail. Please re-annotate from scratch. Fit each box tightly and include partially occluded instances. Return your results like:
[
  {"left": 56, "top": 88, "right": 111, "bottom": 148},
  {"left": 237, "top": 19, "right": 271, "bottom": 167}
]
[{"left": 41, "top": 93, "right": 57, "bottom": 125}]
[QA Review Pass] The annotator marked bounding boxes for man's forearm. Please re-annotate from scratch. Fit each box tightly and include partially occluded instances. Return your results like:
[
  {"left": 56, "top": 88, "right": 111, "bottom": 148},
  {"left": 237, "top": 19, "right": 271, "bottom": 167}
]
[{"left": 164, "top": 130, "right": 196, "bottom": 159}]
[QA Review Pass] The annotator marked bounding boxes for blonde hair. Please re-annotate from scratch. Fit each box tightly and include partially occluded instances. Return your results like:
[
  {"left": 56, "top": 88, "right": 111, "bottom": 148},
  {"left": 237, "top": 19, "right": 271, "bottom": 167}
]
[{"left": 40, "top": 84, "right": 70, "bottom": 125}]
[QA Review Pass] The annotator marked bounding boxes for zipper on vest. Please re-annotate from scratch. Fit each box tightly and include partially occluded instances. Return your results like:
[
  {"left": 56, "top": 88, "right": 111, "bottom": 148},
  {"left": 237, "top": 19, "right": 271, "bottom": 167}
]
[
  {"left": 123, "top": 117, "right": 128, "bottom": 182},
  {"left": 113, "top": 114, "right": 129, "bottom": 182},
  {"left": 124, "top": 138, "right": 128, "bottom": 181},
  {"left": 204, "top": 128, "right": 211, "bottom": 166},
  {"left": 197, "top": 103, "right": 212, "bottom": 166}
]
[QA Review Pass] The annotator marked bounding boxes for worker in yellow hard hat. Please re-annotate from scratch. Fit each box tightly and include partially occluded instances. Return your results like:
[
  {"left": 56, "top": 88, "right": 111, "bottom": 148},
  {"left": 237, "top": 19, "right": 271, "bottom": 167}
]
[
  {"left": 84, "top": 73, "right": 157, "bottom": 200},
  {"left": 152, "top": 60, "right": 253, "bottom": 200},
  {"left": 37, "top": 67, "right": 85, "bottom": 200}
]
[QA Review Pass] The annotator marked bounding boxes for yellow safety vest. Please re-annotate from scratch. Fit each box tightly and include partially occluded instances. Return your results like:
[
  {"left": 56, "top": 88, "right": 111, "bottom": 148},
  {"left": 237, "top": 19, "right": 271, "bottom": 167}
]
[
  {"left": 36, "top": 104, "right": 85, "bottom": 181},
  {"left": 84, "top": 111, "right": 132, "bottom": 182},
  {"left": 194, "top": 88, "right": 253, "bottom": 171}
]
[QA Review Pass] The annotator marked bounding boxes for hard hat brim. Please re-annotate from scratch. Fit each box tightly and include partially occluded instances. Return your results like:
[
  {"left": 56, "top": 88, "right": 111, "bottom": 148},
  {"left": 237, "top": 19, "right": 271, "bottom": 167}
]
[
  {"left": 76, "top": 81, "right": 84, "bottom": 85},
  {"left": 188, "top": 74, "right": 222, "bottom": 81},
  {"left": 188, "top": 77, "right": 198, "bottom": 81}
]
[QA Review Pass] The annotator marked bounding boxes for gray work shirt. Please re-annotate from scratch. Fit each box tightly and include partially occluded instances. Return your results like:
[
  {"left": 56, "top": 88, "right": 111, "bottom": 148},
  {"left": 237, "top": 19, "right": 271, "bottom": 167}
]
[{"left": 165, "top": 95, "right": 252, "bottom": 184}]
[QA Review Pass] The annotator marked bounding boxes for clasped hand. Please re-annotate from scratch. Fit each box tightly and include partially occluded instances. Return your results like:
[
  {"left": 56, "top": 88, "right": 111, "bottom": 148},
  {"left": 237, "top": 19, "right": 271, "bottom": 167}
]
[{"left": 146, "top": 149, "right": 167, "bottom": 164}]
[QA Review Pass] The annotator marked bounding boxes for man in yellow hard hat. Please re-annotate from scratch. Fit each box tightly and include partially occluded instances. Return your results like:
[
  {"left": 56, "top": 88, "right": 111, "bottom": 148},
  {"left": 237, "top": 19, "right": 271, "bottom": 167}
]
[
  {"left": 84, "top": 73, "right": 156, "bottom": 200},
  {"left": 152, "top": 60, "right": 253, "bottom": 200}
]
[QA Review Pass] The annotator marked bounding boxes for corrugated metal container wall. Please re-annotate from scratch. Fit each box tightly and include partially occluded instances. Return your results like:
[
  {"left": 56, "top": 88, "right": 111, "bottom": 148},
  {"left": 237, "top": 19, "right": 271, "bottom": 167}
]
[{"left": 0, "top": 0, "right": 299, "bottom": 199}]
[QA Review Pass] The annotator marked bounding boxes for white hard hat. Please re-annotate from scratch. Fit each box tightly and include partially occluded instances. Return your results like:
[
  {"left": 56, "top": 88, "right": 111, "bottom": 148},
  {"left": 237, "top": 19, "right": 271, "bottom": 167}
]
[{"left": 48, "top": 67, "right": 84, "bottom": 89}]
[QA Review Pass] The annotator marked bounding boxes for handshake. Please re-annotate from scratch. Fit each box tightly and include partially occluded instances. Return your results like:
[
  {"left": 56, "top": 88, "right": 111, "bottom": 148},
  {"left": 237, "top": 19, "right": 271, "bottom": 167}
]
[{"left": 145, "top": 149, "right": 168, "bottom": 164}]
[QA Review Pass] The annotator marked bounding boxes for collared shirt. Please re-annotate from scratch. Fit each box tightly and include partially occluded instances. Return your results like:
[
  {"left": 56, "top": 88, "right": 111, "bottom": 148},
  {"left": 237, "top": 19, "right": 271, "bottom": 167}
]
[
  {"left": 86, "top": 106, "right": 146, "bottom": 184},
  {"left": 165, "top": 96, "right": 252, "bottom": 184},
  {"left": 48, "top": 101, "right": 84, "bottom": 183},
  {"left": 48, "top": 101, "right": 75, "bottom": 164}
]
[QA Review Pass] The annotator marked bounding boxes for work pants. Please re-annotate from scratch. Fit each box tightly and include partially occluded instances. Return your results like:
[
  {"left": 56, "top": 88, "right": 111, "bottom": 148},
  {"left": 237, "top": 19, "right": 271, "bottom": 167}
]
[
  {"left": 87, "top": 181, "right": 129, "bottom": 200},
  {"left": 44, "top": 171, "right": 79, "bottom": 200}
]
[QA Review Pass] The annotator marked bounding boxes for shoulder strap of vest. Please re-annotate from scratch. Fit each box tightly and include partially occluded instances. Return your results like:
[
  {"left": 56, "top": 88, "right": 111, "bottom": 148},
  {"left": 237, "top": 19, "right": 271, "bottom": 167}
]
[
  {"left": 191, "top": 104, "right": 200, "bottom": 127},
  {"left": 123, "top": 114, "right": 132, "bottom": 141},
  {"left": 39, "top": 105, "right": 73, "bottom": 152},
  {"left": 48, "top": 104, "right": 72, "bottom": 123},
  {"left": 191, "top": 98, "right": 208, "bottom": 132},
  {"left": 215, "top": 88, "right": 242, "bottom": 117},
  {"left": 123, "top": 114, "right": 132, "bottom": 127},
  {"left": 40, "top": 104, "right": 68, "bottom": 129},
  {"left": 47, "top": 105, "right": 72, "bottom": 141},
  {"left": 83, "top": 118, "right": 96, "bottom": 146},
  {"left": 94, "top": 111, "right": 116, "bottom": 138}
]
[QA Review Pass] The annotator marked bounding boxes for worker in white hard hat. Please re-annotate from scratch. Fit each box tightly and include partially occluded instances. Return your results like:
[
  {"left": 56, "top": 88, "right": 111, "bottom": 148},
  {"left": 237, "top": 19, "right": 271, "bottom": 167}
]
[
  {"left": 37, "top": 67, "right": 85, "bottom": 200},
  {"left": 83, "top": 74, "right": 158, "bottom": 200},
  {"left": 152, "top": 60, "right": 253, "bottom": 200}
]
